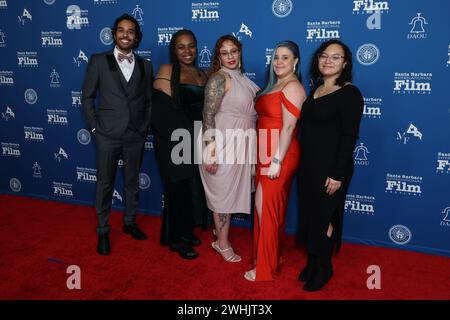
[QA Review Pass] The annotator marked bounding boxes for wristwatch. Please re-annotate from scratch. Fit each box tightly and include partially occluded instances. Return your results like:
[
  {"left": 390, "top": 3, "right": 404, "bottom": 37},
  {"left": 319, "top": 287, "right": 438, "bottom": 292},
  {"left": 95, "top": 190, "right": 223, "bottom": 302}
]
[{"left": 272, "top": 157, "right": 281, "bottom": 165}]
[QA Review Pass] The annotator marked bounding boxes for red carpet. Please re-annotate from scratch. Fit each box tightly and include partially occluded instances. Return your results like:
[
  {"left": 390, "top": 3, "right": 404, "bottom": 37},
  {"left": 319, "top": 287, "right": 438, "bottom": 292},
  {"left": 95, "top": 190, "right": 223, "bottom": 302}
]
[{"left": 0, "top": 194, "right": 449, "bottom": 300}]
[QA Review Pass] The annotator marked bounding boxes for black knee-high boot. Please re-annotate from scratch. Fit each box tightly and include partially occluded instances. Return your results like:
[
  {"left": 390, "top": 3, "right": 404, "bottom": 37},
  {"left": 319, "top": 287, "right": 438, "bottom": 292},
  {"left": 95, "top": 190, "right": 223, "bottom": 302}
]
[
  {"left": 298, "top": 253, "right": 316, "bottom": 282},
  {"left": 303, "top": 236, "right": 334, "bottom": 291}
]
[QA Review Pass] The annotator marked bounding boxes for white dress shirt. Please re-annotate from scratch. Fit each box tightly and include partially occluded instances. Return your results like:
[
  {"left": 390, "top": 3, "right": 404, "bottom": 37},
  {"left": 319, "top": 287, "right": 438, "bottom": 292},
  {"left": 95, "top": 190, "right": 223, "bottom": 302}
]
[{"left": 114, "top": 46, "right": 135, "bottom": 82}]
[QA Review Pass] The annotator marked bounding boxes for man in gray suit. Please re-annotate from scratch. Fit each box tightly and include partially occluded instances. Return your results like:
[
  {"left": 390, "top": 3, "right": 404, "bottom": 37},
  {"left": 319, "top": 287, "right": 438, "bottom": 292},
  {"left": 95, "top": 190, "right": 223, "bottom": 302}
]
[{"left": 82, "top": 14, "right": 153, "bottom": 255}]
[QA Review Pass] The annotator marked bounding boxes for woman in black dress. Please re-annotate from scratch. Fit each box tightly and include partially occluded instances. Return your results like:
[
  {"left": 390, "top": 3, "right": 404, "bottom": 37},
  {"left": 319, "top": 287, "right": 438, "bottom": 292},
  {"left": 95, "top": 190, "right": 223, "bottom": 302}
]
[
  {"left": 297, "top": 39, "right": 363, "bottom": 291},
  {"left": 151, "top": 29, "right": 210, "bottom": 260}
]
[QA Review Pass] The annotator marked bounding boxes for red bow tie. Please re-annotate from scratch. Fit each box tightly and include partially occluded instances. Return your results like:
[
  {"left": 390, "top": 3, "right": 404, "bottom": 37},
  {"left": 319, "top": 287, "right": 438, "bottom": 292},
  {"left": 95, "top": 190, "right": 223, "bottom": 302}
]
[{"left": 117, "top": 53, "right": 134, "bottom": 64}]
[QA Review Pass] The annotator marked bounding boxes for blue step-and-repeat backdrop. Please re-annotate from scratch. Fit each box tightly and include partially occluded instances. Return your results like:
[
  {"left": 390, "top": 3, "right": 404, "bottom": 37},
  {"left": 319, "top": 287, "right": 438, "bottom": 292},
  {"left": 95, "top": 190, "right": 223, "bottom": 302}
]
[{"left": 0, "top": 0, "right": 449, "bottom": 256}]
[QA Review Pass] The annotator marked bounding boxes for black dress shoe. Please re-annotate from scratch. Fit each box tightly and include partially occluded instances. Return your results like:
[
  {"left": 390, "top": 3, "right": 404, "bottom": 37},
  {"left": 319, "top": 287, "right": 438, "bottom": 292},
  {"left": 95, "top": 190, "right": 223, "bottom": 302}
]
[
  {"left": 303, "top": 266, "right": 333, "bottom": 292},
  {"left": 180, "top": 234, "right": 202, "bottom": 247},
  {"left": 97, "top": 234, "right": 110, "bottom": 255},
  {"left": 169, "top": 243, "right": 199, "bottom": 260},
  {"left": 123, "top": 224, "right": 148, "bottom": 240}
]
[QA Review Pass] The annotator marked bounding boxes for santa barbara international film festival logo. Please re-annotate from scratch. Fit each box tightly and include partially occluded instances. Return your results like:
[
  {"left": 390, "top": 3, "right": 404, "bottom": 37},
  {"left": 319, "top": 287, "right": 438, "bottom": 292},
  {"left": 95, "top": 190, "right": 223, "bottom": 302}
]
[
  {"left": 77, "top": 129, "right": 91, "bottom": 145},
  {"left": 436, "top": 152, "right": 450, "bottom": 174},
  {"left": 2, "top": 142, "right": 21, "bottom": 157},
  {"left": 53, "top": 182, "right": 73, "bottom": 197},
  {"left": 139, "top": 173, "right": 151, "bottom": 190},
  {"left": 191, "top": 2, "right": 220, "bottom": 22},
  {"left": 0, "top": 71, "right": 14, "bottom": 86},
  {"left": 441, "top": 207, "right": 450, "bottom": 228},
  {"left": 100, "top": 27, "right": 113, "bottom": 46},
  {"left": 408, "top": 13, "right": 428, "bottom": 39},
  {"left": 265, "top": 48, "right": 274, "bottom": 67},
  {"left": 24, "top": 126, "right": 45, "bottom": 142},
  {"left": 135, "top": 50, "right": 152, "bottom": 62},
  {"left": 2, "top": 106, "right": 15, "bottom": 121},
  {"left": 198, "top": 46, "right": 212, "bottom": 69},
  {"left": 66, "top": 5, "right": 89, "bottom": 30},
  {"left": 353, "top": 0, "right": 389, "bottom": 14},
  {"left": 272, "top": 0, "right": 293, "bottom": 18},
  {"left": 17, "top": 51, "right": 38, "bottom": 67},
  {"left": 393, "top": 72, "right": 432, "bottom": 94},
  {"left": 41, "top": 31, "right": 63, "bottom": 47},
  {"left": 389, "top": 224, "right": 412, "bottom": 245},
  {"left": 0, "top": 0, "right": 8, "bottom": 9},
  {"left": 157, "top": 27, "right": 183, "bottom": 46},
  {"left": 397, "top": 123, "right": 422, "bottom": 145},
  {"left": 306, "top": 20, "right": 341, "bottom": 42},
  {"left": 385, "top": 173, "right": 422, "bottom": 196},
  {"left": 353, "top": 142, "right": 370, "bottom": 166},
  {"left": 356, "top": 43, "right": 380, "bottom": 66},
  {"left": 73, "top": 50, "right": 89, "bottom": 67},
  {"left": 232, "top": 23, "right": 253, "bottom": 42},
  {"left": 72, "top": 91, "right": 82, "bottom": 107},
  {"left": 25, "top": 88, "right": 38, "bottom": 105},
  {"left": 244, "top": 72, "right": 256, "bottom": 81},
  {"left": 76, "top": 167, "right": 97, "bottom": 183},
  {"left": 18, "top": 8, "right": 32, "bottom": 26},
  {"left": 47, "top": 109, "right": 68, "bottom": 125},
  {"left": 352, "top": 0, "right": 390, "bottom": 30},
  {"left": 345, "top": 194, "right": 375, "bottom": 216},
  {"left": 363, "top": 97, "right": 382, "bottom": 119}
]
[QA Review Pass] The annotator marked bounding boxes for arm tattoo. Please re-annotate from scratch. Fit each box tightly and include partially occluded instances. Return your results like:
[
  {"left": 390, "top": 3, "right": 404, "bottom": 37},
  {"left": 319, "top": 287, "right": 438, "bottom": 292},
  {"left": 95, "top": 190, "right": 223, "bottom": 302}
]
[{"left": 203, "top": 72, "right": 226, "bottom": 139}]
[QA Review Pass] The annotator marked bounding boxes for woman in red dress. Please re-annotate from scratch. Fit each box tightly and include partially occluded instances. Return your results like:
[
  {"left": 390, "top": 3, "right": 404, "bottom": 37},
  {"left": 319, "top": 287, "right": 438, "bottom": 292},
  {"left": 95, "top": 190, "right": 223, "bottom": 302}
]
[{"left": 245, "top": 41, "right": 306, "bottom": 281}]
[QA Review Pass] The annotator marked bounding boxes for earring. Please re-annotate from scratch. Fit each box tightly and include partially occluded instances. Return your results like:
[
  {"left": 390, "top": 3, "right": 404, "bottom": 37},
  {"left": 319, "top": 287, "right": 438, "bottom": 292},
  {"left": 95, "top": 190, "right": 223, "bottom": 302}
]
[{"left": 238, "top": 60, "right": 241, "bottom": 69}]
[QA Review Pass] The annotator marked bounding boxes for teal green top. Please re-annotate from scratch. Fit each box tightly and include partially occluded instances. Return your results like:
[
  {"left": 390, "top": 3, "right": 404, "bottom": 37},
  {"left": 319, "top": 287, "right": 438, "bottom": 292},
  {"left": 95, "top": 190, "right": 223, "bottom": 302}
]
[{"left": 179, "top": 84, "right": 205, "bottom": 122}]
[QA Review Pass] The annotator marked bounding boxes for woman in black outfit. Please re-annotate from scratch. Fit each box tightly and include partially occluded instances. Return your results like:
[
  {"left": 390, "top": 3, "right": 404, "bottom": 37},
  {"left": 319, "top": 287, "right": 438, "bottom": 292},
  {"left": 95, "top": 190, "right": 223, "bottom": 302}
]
[
  {"left": 151, "top": 29, "right": 210, "bottom": 259},
  {"left": 297, "top": 39, "right": 364, "bottom": 291}
]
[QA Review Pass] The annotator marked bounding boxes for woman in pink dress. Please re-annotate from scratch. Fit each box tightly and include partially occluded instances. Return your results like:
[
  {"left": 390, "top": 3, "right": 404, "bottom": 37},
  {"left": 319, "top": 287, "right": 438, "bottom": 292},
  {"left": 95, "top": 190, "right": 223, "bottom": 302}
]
[{"left": 199, "top": 35, "right": 259, "bottom": 262}]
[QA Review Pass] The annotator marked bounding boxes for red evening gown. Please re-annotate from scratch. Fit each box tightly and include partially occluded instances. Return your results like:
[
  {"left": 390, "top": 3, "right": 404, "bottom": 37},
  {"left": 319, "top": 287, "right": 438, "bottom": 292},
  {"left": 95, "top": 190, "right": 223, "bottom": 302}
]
[{"left": 253, "top": 87, "right": 301, "bottom": 281}]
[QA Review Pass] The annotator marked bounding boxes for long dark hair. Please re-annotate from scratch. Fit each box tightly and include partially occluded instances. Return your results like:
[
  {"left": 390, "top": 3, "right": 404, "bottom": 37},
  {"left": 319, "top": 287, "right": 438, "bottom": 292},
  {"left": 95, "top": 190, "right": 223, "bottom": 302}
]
[
  {"left": 168, "top": 29, "right": 199, "bottom": 107},
  {"left": 210, "top": 35, "right": 243, "bottom": 73},
  {"left": 111, "top": 14, "right": 142, "bottom": 49},
  {"left": 310, "top": 39, "right": 353, "bottom": 88}
]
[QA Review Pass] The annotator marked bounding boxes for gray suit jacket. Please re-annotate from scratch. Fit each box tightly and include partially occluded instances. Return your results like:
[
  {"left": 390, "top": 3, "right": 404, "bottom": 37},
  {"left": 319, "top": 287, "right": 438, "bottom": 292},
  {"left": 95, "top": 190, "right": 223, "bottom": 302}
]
[{"left": 82, "top": 50, "right": 153, "bottom": 138}]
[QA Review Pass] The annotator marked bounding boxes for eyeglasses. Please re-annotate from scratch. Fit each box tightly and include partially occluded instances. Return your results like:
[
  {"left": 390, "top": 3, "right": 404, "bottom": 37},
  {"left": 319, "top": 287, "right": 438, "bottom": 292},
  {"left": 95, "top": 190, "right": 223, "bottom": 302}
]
[
  {"left": 318, "top": 53, "right": 345, "bottom": 62},
  {"left": 220, "top": 48, "right": 240, "bottom": 58}
]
